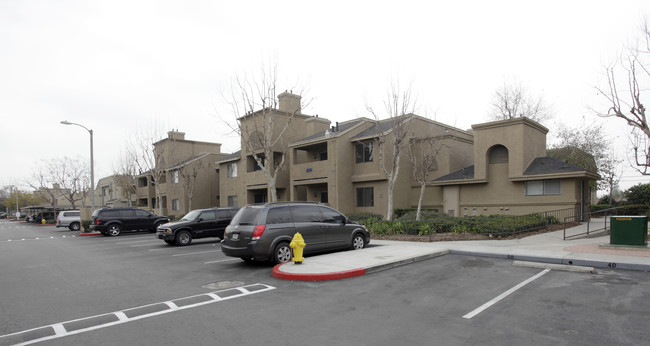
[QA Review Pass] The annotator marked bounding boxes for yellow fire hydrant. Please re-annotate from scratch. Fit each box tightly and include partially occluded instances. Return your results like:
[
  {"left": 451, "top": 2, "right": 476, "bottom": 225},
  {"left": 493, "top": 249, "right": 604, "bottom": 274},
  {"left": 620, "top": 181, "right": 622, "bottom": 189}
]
[
  {"left": 41, "top": 218, "right": 46, "bottom": 225},
  {"left": 289, "top": 232, "right": 306, "bottom": 264}
]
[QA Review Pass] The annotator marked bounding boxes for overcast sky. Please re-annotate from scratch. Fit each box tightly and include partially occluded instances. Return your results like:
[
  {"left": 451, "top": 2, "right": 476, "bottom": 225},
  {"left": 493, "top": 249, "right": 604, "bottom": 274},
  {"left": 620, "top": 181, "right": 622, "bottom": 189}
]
[{"left": 2, "top": 0, "right": 650, "bottom": 195}]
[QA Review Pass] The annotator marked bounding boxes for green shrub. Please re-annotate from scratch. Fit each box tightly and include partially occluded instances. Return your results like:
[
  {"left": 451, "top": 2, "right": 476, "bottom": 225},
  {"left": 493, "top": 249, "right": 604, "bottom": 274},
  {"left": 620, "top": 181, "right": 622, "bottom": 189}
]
[
  {"left": 81, "top": 220, "right": 91, "bottom": 232},
  {"left": 347, "top": 212, "right": 384, "bottom": 223}
]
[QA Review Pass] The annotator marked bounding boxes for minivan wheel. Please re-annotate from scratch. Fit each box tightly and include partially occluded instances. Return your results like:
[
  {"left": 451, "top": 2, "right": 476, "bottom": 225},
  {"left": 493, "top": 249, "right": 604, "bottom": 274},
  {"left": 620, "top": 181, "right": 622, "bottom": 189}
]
[
  {"left": 351, "top": 234, "right": 365, "bottom": 250},
  {"left": 273, "top": 243, "right": 292, "bottom": 264},
  {"left": 107, "top": 224, "right": 122, "bottom": 237},
  {"left": 69, "top": 222, "right": 80, "bottom": 232},
  {"left": 176, "top": 230, "right": 192, "bottom": 246}
]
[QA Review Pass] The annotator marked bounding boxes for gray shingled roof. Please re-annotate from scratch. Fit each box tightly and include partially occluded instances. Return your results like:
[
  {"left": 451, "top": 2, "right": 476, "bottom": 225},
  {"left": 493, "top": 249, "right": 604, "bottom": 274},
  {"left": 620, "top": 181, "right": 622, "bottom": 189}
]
[
  {"left": 351, "top": 118, "right": 402, "bottom": 140},
  {"left": 434, "top": 157, "right": 594, "bottom": 183},
  {"left": 523, "top": 157, "right": 592, "bottom": 175},
  {"left": 294, "top": 120, "right": 363, "bottom": 143},
  {"left": 434, "top": 165, "right": 475, "bottom": 182},
  {"left": 217, "top": 150, "right": 241, "bottom": 163}
]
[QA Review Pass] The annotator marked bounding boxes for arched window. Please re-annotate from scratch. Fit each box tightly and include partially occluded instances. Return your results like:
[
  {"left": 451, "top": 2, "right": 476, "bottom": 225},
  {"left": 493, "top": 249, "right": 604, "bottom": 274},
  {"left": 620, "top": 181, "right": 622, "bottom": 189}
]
[{"left": 488, "top": 145, "right": 509, "bottom": 164}]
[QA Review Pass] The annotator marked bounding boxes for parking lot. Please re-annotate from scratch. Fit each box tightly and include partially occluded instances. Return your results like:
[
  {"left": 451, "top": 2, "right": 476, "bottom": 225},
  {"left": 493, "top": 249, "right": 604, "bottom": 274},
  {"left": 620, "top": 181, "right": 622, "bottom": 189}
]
[{"left": 2, "top": 220, "right": 650, "bottom": 345}]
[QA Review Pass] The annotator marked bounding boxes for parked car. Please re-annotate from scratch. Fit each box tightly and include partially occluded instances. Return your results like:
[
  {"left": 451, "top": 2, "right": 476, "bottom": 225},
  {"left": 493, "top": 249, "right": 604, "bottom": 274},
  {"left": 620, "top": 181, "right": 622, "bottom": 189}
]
[
  {"left": 29, "top": 212, "right": 56, "bottom": 223},
  {"left": 221, "top": 202, "right": 370, "bottom": 264},
  {"left": 156, "top": 207, "right": 239, "bottom": 246},
  {"left": 90, "top": 207, "right": 169, "bottom": 236},
  {"left": 56, "top": 210, "right": 81, "bottom": 231}
]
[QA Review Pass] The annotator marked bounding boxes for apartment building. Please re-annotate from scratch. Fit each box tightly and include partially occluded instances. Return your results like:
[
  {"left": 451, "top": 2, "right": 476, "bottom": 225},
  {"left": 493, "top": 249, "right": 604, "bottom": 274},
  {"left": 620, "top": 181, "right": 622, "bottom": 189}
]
[
  {"left": 135, "top": 131, "right": 227, "bottom": 217},
  {"left": 218, "top": 91, "right": 599, "bottom": 218},
  {"left": 96, "top": 174, "right": 136, "bottom": 208}
]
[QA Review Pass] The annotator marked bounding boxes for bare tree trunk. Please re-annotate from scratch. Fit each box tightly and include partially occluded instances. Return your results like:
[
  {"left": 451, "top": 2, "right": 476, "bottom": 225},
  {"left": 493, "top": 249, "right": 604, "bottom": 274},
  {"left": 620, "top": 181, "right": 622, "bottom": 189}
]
[{"left": 416, "top": 183, "right": 426, "bottom": 221}]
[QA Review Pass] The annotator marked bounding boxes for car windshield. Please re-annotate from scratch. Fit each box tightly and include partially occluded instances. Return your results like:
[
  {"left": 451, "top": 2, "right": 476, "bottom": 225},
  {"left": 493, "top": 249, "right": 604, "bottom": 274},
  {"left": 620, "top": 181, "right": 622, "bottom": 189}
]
[
  {"left": 230, "top": 207, "right": 261, "bottom": 226},
  {"left": 181, "top": 210, "right": 201, "bottom": 221}
]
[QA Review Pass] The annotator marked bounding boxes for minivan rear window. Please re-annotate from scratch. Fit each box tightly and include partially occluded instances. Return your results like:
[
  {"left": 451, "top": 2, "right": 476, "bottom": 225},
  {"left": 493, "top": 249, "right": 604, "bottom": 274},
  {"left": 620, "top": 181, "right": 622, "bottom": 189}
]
[{"left": 231, "top": 207, "right": 262, "bottom": 226}]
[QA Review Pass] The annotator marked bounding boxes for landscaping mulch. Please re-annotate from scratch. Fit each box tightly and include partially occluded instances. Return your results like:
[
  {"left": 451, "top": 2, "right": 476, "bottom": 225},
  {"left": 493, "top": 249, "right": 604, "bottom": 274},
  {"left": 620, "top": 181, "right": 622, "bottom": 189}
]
[{"left": 372, "top": 223, "right": 571, "bottom": 242}]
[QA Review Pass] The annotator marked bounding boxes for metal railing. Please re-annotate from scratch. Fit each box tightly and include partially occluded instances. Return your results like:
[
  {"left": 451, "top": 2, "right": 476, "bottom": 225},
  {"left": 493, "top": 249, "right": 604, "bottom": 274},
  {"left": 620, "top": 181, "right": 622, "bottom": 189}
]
[{"left": 563, "top": 207, "right": 623, "bottom": 240}]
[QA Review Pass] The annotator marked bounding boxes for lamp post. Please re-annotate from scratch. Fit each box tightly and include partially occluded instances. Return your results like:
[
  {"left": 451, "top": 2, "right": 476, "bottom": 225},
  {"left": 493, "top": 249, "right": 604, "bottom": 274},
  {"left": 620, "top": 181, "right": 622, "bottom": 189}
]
[{"left": 60, "top": 121, "right": 94, "bottom": 218}]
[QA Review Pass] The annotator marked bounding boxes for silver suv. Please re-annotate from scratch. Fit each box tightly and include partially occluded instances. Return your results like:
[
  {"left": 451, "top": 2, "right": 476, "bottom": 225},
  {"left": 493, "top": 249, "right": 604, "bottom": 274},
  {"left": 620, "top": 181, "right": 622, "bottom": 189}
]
[{"left": 56, "top": 210, "right": 81, "bottom": 231}]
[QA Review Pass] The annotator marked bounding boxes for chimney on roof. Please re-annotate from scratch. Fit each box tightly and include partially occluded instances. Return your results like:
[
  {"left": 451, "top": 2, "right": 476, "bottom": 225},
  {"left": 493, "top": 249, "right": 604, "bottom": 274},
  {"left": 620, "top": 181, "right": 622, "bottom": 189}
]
[
  {"left": 278, "top": 91, "right": 301, "bottom": 114},
  {"left": 167, "top": 130, "right": 185, "bottom": 141}
]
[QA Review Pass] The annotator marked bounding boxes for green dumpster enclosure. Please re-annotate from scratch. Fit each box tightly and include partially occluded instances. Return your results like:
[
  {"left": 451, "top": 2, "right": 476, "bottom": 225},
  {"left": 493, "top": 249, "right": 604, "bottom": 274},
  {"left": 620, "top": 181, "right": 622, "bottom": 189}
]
[{"left": 610, "top": 216, "right": 648, "bottom": 246}]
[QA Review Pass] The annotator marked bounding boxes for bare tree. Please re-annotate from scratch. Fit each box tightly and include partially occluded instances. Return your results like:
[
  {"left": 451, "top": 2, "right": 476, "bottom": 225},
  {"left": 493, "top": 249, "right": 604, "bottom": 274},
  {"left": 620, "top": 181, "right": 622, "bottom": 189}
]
[
  {"left": 47, "top": 157, "right": 88, "bottom": 209},
  {"left": 127, "top": 122, "right": 172, "bottom": 215},
  {"left": 225, "top": 64, "right": 305, "bottom": 202},
  {"left": 178, "top": 159, "right": 207, "bottom": 213},
  {"left": 596, "top": 18, "right": 650, "bottom": 174},
  {"left": 601, "top": 153, "right": 623, "bottom": 205},
  {"left": 488, "top": 79, "right": 553, "bottom": 123},
  {"left": 113, "top": 150, "right": 137, "bottom": 206},
  {"left": 366, "top": 82, "right": 416, "bottom": 221},
  {"left": 406, "top": 131, "right": 447, "bottom": 221}
]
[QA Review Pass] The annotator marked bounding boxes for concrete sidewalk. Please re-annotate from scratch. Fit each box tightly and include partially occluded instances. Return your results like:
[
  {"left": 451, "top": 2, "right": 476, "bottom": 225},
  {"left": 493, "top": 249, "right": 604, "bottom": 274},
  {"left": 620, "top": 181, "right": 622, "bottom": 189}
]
[{"left": 272, "top": 221, "right": 650, "bottom": 281}]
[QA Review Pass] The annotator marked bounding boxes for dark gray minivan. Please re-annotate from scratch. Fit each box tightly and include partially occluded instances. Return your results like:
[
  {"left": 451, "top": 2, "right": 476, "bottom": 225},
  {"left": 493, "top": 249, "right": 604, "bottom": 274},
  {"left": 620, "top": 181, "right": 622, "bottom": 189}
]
[{"left": 221, "top": 202, "right": 370, "bottom": 264}]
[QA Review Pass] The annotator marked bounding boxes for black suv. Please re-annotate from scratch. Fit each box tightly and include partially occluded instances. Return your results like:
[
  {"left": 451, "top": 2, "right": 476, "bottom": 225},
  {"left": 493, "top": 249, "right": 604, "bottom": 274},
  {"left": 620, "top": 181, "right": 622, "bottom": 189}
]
[
  {"left": 156, "top": 207, "right": 239, "bottom": 246},
  {"left": 90, "top": 207, "right": 169, "bottom": 236},
  {"left": 221, "top": 202, "right": 370, "bottom": 264}
]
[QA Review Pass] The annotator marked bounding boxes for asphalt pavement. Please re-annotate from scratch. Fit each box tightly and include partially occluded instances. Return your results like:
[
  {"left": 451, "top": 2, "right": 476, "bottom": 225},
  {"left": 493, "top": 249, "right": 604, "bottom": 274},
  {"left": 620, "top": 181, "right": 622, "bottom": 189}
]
[{"left": 273, "top": 220, "right": 650, "bottom": 281}]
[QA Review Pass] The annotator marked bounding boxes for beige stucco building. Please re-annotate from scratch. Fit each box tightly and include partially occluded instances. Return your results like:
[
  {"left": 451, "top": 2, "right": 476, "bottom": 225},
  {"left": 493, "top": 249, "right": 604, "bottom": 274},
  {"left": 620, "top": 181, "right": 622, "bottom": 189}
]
[
  {"left": 217, "top": 92, "right": 599, "bottom": 219},
  {"left": 135, "top": 131, "right": 227, "bottom": 217}
]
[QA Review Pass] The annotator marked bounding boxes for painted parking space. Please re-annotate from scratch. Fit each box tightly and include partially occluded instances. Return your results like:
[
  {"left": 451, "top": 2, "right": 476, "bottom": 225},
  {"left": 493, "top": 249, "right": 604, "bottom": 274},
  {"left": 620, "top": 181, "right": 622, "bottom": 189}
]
[{"left": 0, "top": 283, "right": 276, "bottom": 346}]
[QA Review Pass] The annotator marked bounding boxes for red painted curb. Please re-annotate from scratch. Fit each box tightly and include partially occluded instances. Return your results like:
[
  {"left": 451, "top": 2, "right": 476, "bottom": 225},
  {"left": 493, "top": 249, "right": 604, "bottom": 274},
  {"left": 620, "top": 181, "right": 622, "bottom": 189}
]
[
  {"left": 36, "top": 224, "right": 55, "bottom": 227},
  {"left": 79, "top": 232, "right": 102, "bottom": 236},
  {"left": 272, "top": 264, "right": 366, "bottom": 281}
]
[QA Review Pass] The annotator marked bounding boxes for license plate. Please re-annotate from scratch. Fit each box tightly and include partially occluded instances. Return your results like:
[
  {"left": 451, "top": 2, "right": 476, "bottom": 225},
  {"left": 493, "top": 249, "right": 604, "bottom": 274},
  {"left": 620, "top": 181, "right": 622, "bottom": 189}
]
[{"left": 232, "top": 233, "right": 239, "bottom": 240}]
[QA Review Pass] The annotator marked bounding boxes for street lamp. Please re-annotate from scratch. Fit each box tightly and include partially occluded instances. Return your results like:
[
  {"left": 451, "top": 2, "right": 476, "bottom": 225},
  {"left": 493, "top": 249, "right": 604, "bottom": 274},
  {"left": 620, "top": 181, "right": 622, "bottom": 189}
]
[{"left": 60, "top": 120, "right": 94, "bottom": 218}]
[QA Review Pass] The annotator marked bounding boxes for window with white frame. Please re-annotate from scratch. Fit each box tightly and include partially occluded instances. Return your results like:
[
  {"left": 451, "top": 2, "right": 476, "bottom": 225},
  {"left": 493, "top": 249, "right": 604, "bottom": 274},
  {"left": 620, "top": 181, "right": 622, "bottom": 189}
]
[
  {"left": 525, "top": 179, "right": 561, "bottom": 196},
  {"left": 171, "top": 170, "right": 179, "bottom": 184},
  {"left": 172, "top": 199, "right": 180, "bottom": 211},
  {"left": 227, "top": 162, "right": 238, "bottom": 178}
]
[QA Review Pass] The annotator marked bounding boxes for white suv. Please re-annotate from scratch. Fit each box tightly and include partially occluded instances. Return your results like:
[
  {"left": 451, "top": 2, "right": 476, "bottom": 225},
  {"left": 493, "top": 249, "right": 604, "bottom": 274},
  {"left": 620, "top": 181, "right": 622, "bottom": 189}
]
[{"left": 56, "top": 210, "right": 81, "bottom": 231}]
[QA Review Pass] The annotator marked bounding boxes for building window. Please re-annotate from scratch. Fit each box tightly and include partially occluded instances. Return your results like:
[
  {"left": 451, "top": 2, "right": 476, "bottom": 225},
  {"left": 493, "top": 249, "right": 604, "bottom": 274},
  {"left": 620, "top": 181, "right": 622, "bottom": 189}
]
[
  {"left": 227, "top": 163, "right": 238, "bottom": 178},
  {"left": 319, "top": 152, "right": 328, "bottom": 161},
  {"left": 227, "top": 195, "right": 238, "bottom": 207},
  {"left": 355, "top": 142, "right": 374, "bottom": 163},
  {"left": 171, "top": 170, "right": 179, "bottom": 184},
  {"left": 171, "top": 199, "right": 180, "bottom": 211},
  {"left": 525, "top": 179, "right": 561, "bottom": 196},
  {"left": 356, "top": 187, "right": 374, "bottom": 207}
]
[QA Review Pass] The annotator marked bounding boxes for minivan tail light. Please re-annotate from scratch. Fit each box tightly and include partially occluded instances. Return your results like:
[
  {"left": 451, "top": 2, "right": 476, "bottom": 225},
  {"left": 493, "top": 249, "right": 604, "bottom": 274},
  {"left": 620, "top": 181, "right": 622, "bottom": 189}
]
[
  {"left": 96, "top": 219, "right": 100, "bottom": 225},
  {"left": 251, "top": 225, "right": 266, "bottom": 240}
]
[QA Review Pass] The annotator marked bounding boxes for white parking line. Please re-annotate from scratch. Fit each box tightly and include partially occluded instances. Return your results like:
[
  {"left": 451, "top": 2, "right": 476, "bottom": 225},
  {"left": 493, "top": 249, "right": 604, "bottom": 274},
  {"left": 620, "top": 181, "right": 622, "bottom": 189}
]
[
  {"left": 204, "top": 258, "right": 240, "bottom": 264},
  {"left": 172, "top": 250, "right": 222, "bottom": 257},
  {"left": 463, "top": 269, "right": 550, "bottom": 319},
  {"left": 0, "top": 283, "right": 276, "bottom": 346}
]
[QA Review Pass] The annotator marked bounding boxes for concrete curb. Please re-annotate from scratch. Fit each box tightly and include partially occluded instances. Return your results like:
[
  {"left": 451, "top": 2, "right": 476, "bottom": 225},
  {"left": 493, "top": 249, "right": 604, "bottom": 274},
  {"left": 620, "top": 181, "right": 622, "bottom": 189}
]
[
  {"left": 272, "top": 265, "right": 366, "bottom": 281},
  {"left": 448, "top": 250, "right": 650, "bottom": 272},
  {"left": 364, "top": 250, "right": 449, "bottom": 274},
  {"left": 79, "top": 232, "right": 102, "bottom": 237}
]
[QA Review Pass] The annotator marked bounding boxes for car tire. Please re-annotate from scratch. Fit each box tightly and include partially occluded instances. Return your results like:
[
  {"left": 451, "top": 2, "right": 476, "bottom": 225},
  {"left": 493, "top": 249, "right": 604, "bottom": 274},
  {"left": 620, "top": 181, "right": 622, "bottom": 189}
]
[
  {"left": 107, "top": 224, "right": 122, "bottom": 237},
  {"left": 273, "top": 242, "right": 292, "bottom": 264},
  {"left": 350, "top": 233, "right": 366, "bottom": 250},
  {"left": 164, "top": 240, "right": 176, "bottom": 245},
  {"left": 69, "top": 222, "right": 80, "bottom": 232},
  {"left": 176, "top": 230, "right": 192, "bottom": 246}
]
